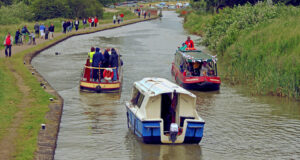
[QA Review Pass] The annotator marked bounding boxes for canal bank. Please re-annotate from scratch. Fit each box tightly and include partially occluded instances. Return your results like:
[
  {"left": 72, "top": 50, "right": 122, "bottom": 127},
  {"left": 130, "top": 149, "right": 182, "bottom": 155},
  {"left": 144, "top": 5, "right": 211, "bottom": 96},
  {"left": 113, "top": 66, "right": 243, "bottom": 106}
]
[
  {"left": 0, "top": 16, "right": 158, "bottom": 160},
  {"left": 32, "top": 11, "right": 300, "bottom": 160}
]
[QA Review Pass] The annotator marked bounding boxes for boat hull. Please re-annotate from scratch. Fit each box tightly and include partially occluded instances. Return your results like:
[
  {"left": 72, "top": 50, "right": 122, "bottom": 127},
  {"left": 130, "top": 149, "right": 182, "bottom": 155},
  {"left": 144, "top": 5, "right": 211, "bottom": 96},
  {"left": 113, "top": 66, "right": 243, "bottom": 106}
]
[
  {"left": 80, "top": 81, "right": 121, "bottom": 93},
  {"left": 172, "top": 63, "right": 220, "bottom": 91},
  {"left": 126, "top": 105, "right": 204, "bottom": 144}
]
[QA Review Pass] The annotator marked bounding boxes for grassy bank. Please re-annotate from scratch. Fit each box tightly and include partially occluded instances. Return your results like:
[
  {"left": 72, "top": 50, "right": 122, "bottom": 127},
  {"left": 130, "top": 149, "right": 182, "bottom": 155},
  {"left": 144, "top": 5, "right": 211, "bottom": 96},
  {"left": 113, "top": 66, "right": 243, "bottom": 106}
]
[
  {"left": 183, "top": 3, "right": 300, "bottom": 100},
  {"left": 0, "top": 14, "right": 157, "bottom": 159}
]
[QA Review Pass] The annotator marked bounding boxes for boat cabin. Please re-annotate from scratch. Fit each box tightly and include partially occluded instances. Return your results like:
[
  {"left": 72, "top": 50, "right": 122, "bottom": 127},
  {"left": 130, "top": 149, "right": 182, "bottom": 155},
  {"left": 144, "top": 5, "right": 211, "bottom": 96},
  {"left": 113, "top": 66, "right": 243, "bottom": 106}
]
[
  {"left": 126, "top": 78, "right": 205, "bottom": 144},
  {"left": 174, "top": 50, "right": 218, "bottom": 77}
]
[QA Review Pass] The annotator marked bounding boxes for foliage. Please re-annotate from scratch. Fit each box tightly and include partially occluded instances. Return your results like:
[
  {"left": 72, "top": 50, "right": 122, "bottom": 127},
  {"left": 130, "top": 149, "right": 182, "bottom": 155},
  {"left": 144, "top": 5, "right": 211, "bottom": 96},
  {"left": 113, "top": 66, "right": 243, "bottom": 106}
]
[
  {"left": 221, "top": 15, "right": 300, "bottom": 99},
  {"left": 203, "top": 3, "right": 282, "bottom": 53},
  {"left": 183, "top": 12, "right": 212, "bottom": 36},
  {"left": 184, "top": 3, "right": 300, "bottom": 99},
  {"left": 31, "top": 0, "right": 70, "bottom": 20},
  {"left": 0, "top": 2, "right": 34, "bottom": 24},
  {"left": 67, "top": 0, "right": 104, "bottom": 18}
]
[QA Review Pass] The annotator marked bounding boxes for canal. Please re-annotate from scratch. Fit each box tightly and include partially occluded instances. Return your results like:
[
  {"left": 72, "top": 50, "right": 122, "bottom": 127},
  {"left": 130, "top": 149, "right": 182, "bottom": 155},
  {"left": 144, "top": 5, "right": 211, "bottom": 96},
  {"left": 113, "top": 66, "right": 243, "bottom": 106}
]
[{"left": 32, "top": 11, "right": 300, "bottom": 160}]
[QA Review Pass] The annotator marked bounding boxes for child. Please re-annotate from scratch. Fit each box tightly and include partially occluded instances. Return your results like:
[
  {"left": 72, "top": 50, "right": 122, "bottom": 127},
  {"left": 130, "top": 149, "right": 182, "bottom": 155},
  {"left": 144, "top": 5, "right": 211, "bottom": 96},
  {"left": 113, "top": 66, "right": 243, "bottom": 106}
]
[{"left": 31, "top": 31, "right": 36, "bottom": 45}]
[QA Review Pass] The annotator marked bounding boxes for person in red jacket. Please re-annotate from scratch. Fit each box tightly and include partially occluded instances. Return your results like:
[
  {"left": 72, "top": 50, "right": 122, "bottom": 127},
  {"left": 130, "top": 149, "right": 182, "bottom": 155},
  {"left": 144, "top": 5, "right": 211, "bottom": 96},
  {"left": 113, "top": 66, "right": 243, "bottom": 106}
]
[
  {"left": 88, "top": 17, "right": 92, "bottom": 28},
  {"left": 185, "top": 36, "right": 194, "bottom": 48},
  {"left": 3, "top": 33, "right": 13, "bottom": 57},
  {"left": 94, "top": 16, "right": 98, "bottom": 27},
  {"left": 120, "top": 13, "right": 124, "bottom": 22}
]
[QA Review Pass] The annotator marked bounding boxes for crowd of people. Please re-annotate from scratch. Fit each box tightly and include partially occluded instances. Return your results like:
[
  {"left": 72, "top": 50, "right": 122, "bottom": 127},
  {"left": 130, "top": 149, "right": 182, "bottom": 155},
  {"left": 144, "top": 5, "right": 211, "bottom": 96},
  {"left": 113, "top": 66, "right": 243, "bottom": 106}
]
[
  {"left": 134, "top": 8, "right": 151, "bottom": 19},
  {"left": 113, "top": 14, "right": 124, "bottom": 24},
  {"left": 87, "top": 47, "right": 120, "bottom": 82},
  {"left": 181, "top": 61, "right": 214, "bottom": 77}
]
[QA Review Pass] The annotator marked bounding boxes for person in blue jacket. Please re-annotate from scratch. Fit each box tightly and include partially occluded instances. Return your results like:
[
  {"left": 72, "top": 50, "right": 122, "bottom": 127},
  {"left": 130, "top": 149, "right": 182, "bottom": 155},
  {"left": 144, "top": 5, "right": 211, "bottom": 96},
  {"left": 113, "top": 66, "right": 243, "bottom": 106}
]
[
  {"left": 92, "top": 48, "right": 103, "bottom": 81},
  {"left": 109, "top": 48, "right": 119, "bottom": 81}
]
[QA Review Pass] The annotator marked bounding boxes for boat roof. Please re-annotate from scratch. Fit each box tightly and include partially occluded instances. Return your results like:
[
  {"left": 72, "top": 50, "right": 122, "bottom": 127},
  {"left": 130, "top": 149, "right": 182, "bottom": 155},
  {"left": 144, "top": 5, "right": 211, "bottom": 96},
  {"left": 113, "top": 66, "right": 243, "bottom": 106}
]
[
  {"left": 134, "top": 78, "right": 196, "bottom": 97},
  {"left": 177, "top": 50, "right": 217, "bottom": 63}
]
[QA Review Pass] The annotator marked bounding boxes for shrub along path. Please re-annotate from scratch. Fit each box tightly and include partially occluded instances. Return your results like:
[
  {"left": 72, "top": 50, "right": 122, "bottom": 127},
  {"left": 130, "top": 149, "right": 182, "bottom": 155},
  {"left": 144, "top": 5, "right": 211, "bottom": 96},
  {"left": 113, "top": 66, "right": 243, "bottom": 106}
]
[{"left": 0, "top": 16, "right": 157, "bottom": 160}]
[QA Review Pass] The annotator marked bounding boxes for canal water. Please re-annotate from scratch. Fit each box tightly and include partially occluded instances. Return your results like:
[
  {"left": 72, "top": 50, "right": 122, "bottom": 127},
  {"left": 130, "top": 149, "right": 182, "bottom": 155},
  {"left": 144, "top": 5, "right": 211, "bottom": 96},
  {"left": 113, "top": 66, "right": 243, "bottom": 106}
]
[{"left": 32, "top": 11, "right": 300, "bottom": 160}]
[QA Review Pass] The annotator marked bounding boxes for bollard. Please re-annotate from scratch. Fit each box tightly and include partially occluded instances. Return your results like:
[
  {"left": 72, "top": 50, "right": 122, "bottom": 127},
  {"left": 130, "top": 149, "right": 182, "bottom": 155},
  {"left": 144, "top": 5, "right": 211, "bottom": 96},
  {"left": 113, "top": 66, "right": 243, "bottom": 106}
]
[{"left": 41, "top": 124, "right": 46, "bottom": 130}]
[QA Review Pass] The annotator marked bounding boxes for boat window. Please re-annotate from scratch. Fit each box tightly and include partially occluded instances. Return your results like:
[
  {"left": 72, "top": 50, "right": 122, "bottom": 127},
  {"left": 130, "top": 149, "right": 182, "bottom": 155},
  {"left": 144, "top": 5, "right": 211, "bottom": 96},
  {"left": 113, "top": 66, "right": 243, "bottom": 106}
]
[
  {"left": 131, "top": 87, "right": 144, "bottom": 108},
  {"left": 136, "top": 94, "right": 144, "bottom": 108}
]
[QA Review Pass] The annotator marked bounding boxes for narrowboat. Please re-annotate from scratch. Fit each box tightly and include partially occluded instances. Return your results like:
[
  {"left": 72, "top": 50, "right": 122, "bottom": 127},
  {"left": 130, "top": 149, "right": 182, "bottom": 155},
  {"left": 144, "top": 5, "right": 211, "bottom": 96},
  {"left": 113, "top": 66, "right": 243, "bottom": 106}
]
[
  {"left": 171, "top": 49, "right": 221, "bottom": 91},
  {"left": 80, "top": 55, "right": 123, "bottom": 93},
  {"left": 126, "top": 78, "right": 205, "bottom": 144}
]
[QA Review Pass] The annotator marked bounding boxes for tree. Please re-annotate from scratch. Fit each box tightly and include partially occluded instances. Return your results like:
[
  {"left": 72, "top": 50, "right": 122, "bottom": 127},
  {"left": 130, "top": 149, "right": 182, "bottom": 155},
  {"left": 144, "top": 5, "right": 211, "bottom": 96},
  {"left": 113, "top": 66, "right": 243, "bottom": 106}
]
[
  {"left": 67, "top": 0, "right": 104, "bottom": 18},
  {"left": 32, "top": 0, "right": 69, "bottom": 20}
]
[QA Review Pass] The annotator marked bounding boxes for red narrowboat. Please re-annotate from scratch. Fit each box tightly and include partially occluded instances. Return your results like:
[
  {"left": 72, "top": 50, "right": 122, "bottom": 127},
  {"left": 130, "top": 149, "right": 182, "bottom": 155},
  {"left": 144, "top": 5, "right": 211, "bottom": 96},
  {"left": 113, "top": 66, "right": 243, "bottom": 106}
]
[{"left": 171, "top": 50, "right": 221, "bottom": 91}]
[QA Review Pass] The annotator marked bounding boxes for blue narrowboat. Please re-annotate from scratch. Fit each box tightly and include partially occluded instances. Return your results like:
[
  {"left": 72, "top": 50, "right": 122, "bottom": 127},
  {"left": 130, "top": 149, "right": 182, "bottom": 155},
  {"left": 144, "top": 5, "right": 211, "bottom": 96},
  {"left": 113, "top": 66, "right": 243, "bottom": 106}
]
[{"left": 126, "top": 78, "right": 205, "bottom": 144}]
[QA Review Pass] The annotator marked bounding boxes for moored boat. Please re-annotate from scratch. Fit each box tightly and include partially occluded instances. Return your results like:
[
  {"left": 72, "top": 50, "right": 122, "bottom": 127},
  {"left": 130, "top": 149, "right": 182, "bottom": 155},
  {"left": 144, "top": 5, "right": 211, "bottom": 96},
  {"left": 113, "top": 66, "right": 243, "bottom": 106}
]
[
  {"left": 126, "top": 77, "right": 205, "bottom": 144},
  {"left": 172, "top": 49, "right": 221, "bottom": 91},
  {"left": 79, "top": 52, "right": 123, "bottom": 93}
]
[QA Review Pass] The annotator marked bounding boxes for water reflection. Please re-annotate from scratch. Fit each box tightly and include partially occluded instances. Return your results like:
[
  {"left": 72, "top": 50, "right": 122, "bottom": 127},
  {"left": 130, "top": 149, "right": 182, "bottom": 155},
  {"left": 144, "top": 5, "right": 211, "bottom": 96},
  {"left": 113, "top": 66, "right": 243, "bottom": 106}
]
[{"left": 125, "top": 132, "right": 202, "bottom": 160}]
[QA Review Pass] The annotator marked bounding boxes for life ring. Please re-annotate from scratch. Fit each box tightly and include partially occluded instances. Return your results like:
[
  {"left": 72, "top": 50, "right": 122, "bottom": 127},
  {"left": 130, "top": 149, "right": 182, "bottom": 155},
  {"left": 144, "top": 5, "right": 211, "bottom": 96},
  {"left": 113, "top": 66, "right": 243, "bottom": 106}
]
[{"left": 103, "top": 68, "right": 114, "bottom": 81}]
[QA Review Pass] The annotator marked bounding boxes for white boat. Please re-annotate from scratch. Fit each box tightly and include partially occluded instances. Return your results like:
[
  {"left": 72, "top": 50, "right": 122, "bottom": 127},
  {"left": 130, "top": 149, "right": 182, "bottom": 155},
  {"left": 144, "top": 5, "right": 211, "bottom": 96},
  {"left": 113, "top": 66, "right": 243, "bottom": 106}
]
[{"left": 125, "top": 78, "right": 205, "bottom": 144}]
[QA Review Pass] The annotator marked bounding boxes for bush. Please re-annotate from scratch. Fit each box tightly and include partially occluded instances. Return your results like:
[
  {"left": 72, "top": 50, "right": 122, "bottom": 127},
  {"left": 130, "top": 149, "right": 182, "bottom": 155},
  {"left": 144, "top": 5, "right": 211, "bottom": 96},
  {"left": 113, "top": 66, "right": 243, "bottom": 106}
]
[
  {"left": 183, "top": 12, "right": 212, "bottom": 36},
  {"left": 32, "top": 0, "right": 69, "bottom": 20},
  {"left": 0, "top": 2, "right": 34, "bottom": 24}
]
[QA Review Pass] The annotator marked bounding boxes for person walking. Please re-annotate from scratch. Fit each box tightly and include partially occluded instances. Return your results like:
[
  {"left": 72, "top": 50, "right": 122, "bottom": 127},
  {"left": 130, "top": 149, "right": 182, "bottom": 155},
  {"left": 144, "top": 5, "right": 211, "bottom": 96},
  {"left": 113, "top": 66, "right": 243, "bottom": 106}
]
[
  {"left": 34, "top": 22, "right": 40, "bottom": 38},
  {"left": 3, "top": 33, "right": 13, "bottom": 57},
  {"left": 15, "top": 29, "right": 21, "bottom": 45},
  {"left": 48, "top": 23, "right": 55, "bottom": 39},
  {"left": 63, "top": 21, "right": 68, "bottom": 34},
  {"left": 30, "top": 31, "right": 36, "bottom": 45},
  {"left": 82, "top": 18, "right": 87, "bottom": 29},
  {"left": 113, "top": 15, "right": 116, "bottom": 24},
  {"left": 94, "top": 17, "right": 98, "bottom": 27},
  {"left": 144, "top": 11, "right": 147, "bottom": 19},
  {"left": 91, "top": 17, "right": 95, "bottom": 27},
  {"left": 120, "top": 13, "right": 124, "bottom": 22},
  {"left": 69, "top": 20, "right": 73, "bottom": 32},
  {"left": 117, "top": 14, "right": 121, "bottom": 24},
  {"left": 40, "top": 23, "right": 46, "bottom": 39},
  {"left": 45, "top": 25, "right": 49, "bottom": 40},
  {"left": 88, "top": 17, "right": 92, "bottom": 28},
  {"left": 66, "top": 20, "right": 71, "bottom": 32},
  {"left": 21, "top": 25, "right": 29, "bottom": 43},
  {"left": 75, "top": 18, "right": 80, "bottom": 31},
  {"left": 138, "top": 9, "right": 141, "bottom": 18}
]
